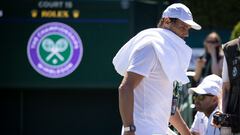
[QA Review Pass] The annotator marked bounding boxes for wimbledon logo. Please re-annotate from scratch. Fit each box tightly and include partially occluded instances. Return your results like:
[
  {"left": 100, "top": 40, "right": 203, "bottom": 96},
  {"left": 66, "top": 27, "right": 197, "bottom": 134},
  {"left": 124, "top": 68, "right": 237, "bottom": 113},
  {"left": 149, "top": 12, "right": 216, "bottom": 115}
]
[{"left": 27, "top": 22, "right": 83, "bottom": 78}]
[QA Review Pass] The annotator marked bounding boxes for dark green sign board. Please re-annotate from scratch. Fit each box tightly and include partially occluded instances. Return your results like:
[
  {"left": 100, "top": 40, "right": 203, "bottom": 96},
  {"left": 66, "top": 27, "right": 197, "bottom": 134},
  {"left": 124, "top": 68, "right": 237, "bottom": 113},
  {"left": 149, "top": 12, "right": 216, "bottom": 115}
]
[{"left": 0, "top": 0, "right": 130, "bottom": 88}]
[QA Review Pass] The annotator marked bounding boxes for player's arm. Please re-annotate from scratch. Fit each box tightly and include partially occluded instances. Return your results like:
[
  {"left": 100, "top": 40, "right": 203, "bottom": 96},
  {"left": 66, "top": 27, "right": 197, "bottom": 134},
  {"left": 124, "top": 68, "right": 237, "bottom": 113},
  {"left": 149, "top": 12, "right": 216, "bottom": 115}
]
[
  {"left": 169, "top": 109, "right": 191, "bottom": 135},
  {"left": 119, "top": 72, "right": 144, "bottom": 135}
]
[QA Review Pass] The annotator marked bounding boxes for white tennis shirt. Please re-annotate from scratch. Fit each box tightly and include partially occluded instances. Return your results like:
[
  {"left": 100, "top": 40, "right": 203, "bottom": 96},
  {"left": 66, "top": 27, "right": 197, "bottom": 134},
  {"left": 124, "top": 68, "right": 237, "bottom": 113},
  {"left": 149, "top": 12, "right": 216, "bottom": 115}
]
[{"left": 126, "top": 45, "right": 173, "bottom": 135}]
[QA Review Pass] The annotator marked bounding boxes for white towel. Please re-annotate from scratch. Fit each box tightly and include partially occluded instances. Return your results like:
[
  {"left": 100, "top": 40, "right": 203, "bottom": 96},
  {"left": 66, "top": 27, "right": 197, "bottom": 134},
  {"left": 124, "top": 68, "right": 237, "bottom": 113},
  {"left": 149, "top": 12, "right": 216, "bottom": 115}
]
[{"left": 112, "top": 28, "right": 192, "bottom": 84}]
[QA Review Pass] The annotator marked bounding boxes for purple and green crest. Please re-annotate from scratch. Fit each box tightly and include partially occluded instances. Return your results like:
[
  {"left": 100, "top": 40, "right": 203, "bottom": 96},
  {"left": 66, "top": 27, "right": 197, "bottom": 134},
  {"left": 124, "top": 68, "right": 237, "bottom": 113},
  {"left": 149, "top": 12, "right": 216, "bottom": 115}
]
[{"left": 27, "top": 22, "right": 83, "bottom": 78}]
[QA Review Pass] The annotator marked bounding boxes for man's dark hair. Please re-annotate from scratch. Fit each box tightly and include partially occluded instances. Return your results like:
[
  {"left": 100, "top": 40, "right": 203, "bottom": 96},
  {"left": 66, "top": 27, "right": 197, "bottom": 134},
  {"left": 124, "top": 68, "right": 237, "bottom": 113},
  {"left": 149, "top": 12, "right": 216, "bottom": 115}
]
[{"left": 157, "top": 18, "right": 178, "bottom": 28}]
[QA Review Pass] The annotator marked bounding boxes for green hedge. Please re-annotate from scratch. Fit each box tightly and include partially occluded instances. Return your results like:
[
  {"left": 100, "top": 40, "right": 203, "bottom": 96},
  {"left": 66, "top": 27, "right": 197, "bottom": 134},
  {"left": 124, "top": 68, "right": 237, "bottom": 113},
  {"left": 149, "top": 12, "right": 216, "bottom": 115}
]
[{"left": 230, "top": 21, "right": 240, "bottom": 40}]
